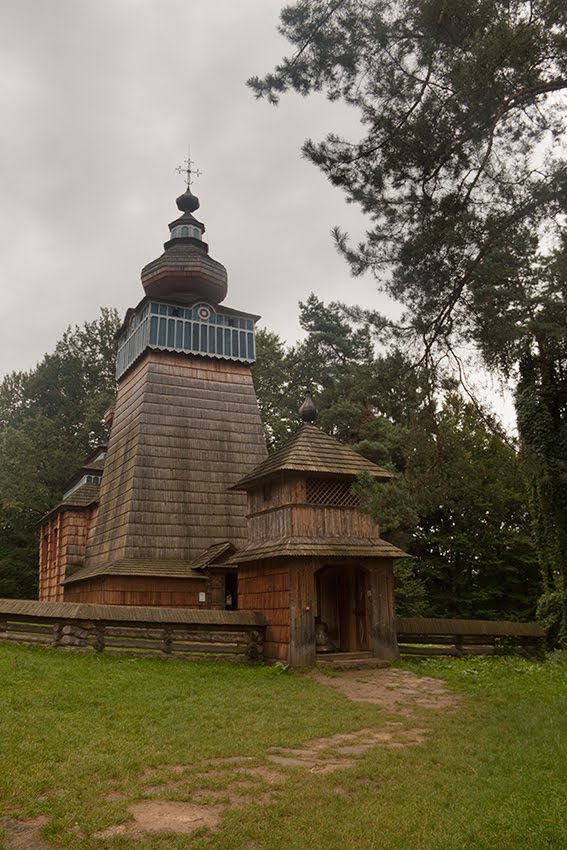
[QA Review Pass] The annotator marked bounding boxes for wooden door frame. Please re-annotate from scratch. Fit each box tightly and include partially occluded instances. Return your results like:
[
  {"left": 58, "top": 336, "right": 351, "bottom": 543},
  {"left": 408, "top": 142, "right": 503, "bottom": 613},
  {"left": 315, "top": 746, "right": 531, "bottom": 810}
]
[{"left": 315, "top": 563, "right": 370, "bottom": 653}]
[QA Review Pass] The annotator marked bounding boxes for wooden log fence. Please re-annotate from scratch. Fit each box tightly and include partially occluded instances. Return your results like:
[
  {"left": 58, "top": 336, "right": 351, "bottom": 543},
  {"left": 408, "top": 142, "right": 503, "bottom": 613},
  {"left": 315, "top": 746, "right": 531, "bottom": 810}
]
[
  {"left": 396, "top": 617, "right": 546, "bottom": 660},
  {"left": 0, "top": 599, "right": 266, "bottom": 663},
  {"left": 0, "top": 602, "right": 546, "bottom": 663}
]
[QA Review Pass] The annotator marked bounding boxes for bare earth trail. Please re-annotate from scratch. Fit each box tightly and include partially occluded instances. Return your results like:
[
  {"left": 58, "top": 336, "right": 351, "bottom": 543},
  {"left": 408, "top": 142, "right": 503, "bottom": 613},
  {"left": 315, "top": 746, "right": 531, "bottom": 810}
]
[{"left": 1, "top": 668, "right": 462, "bottom": 848}]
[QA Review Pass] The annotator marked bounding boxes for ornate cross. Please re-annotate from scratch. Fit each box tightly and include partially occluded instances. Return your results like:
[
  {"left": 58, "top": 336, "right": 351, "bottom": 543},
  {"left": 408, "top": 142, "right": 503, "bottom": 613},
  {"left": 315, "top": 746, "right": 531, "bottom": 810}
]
[{"left": 175, "top": 148, "right": 203, "bottom": 188}]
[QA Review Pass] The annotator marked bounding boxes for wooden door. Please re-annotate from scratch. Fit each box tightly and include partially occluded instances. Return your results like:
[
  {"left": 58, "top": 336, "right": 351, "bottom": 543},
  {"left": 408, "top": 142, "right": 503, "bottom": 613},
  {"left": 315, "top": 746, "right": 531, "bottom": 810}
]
[{"left": 316, "top": 565, "right": 369, "bottom": 652}]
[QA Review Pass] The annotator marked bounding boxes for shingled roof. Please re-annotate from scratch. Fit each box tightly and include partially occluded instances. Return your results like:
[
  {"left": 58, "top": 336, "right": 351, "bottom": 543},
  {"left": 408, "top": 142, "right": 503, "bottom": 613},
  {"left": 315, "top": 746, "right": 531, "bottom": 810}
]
[
  {"left": 39, "top": 483, "right": 100, "bottom": 524},
  {"left": 226, "top": 536, "right": 407, "bottom": 564},
  {"left": 63, "top": 542, "right": 236, "bottom": 585},
  {"left": 63, "top": 558, "right": 206, "bottom": 585},
  {"left": 230, "top": 423, "right": 393, "bottom": 490}
]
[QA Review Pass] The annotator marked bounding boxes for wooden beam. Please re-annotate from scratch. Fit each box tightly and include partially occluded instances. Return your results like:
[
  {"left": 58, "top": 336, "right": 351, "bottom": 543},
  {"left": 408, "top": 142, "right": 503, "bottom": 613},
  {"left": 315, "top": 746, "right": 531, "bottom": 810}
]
[
  {"left": 288, "top": 560, "right": 316, "bottom": 668},
  {"left": 367, "top": 560, "right": 398, "bottom": 662}
]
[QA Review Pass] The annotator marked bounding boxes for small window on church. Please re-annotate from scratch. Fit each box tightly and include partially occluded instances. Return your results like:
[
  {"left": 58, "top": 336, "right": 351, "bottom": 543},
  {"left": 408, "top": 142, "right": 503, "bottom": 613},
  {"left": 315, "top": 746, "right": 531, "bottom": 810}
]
[{"left": 181, "top": 226, "right": 189, "bottom": 237}]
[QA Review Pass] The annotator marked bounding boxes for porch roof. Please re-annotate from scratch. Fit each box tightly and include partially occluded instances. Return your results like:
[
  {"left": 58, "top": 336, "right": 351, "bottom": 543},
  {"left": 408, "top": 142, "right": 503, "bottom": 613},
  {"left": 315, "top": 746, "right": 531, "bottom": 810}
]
[
  {"left": 225, "top": 535, "right": 408, "bottom": 564},
  {"left": 230, "top": 423, "right": 393, "bottom": 490}
]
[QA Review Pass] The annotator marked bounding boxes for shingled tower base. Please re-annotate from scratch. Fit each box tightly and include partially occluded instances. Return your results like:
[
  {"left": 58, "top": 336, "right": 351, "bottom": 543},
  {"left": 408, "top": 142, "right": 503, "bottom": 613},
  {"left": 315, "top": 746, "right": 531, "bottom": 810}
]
[{"left": 62, "top": 178, "right": 267, "bottom": 603}]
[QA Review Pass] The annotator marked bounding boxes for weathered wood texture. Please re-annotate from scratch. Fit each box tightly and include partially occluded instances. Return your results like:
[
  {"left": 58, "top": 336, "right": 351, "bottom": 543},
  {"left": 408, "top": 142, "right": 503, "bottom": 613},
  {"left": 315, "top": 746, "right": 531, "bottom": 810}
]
[
  {"left": 316, "top": 564, "right": 370, "bottom": 653},
  {"left": 289, "top": 561, "right": 317, "bottom": 667},
  {"left": 74, "top": 351, "right": 267, "bottom": 583},
  {"left": 248, "top": 503, "right": 381, "bottom": 541},
  {"left": 233, "top": 424, "right": 392, "bottom": 488},
  {"left": 64, "top": 575, "right": 209, "bottom": 608},
  {"left": 238, "top": 563, "right": 290, "bottom": 661},
  {"left": 234, "top": 462, "right": 403, "bottom": 665},
  {"left": 368, "top": 560, "right": 398, "bottom": 662},
  {"left": 238, "top": 559, "right": 399, "bottom": 666},
  {"left": 0, "top": 599, "right": 265, "bottom": 663},
  {"left": 396, "top": 617, "right": 545, "bottom": 659},
  {"left": 39, "top": 507, "right": 98, "bottom": 602}
]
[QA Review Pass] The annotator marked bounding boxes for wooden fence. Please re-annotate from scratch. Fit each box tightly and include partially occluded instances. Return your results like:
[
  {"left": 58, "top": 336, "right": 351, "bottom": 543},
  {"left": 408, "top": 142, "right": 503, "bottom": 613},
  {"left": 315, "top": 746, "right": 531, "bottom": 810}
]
[
  {"left": 0, "top": 599, "right": 266, "bottom": 663},
  {"left": 396, "top": 617, "right": 546, "bottom": 660},
  {"left": 0, "top": 602, "right": 546, "bottom": 663}
]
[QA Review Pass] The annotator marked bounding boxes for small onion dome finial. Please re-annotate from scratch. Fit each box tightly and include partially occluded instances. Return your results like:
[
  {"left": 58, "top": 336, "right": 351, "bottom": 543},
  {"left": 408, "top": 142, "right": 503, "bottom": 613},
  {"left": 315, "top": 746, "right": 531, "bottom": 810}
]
[
  {"left": 176, "top": 188, "right": 200, "bottom": 214},
  {"left": 299, "top": 392, "right": 317, "bottom": 423}
]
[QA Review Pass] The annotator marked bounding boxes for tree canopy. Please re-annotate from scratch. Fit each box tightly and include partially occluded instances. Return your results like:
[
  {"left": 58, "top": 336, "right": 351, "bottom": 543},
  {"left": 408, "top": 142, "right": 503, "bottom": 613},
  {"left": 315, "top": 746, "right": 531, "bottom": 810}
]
[
  {"left": 254, "top": 297, "right": 540, "bottom": 621},
  {"left": 251, "top": 0, "right": 567, "bottom": 638},
  {"left": 250, "top": 0, "right": 566, "bottom": 361},
  {"left": 0, "top": 308, "right": 120, "bottom": 598}
]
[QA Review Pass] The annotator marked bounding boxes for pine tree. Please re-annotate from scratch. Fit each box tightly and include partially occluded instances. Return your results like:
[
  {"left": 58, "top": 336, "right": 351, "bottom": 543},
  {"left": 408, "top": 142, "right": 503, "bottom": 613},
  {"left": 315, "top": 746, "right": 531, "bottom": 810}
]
[{"left": 251, "top": 0, "right": 567, "bottom": 636}]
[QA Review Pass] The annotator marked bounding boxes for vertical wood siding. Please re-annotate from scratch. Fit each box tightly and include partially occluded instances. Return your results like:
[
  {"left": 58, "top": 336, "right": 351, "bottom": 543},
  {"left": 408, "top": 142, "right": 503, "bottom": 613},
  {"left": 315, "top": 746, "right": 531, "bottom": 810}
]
[
  {"left": 64, "top": 575, "right": 209, "bottom": 607},
  {"left": 39, "top": 508, "right": 97, "bottom": 602},
  {"left": 238, "top": 562, "right": 290, "bottom": 661},
  {"left": 248, "top": 504, "right": 380, "bottom": 541}
]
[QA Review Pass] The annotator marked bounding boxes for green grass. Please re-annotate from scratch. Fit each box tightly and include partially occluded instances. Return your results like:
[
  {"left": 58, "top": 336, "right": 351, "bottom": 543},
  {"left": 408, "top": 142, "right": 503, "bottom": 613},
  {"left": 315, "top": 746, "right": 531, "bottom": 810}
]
[{"left": 1, "top": 645, "right": 566, "bottom": 850}]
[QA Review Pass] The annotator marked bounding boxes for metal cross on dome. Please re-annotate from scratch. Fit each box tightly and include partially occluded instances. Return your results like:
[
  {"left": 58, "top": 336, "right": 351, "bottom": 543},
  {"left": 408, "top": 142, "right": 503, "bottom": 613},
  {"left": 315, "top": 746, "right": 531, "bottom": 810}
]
[{"left": 175, "top": 148, "right": 203, "bottom": 188}]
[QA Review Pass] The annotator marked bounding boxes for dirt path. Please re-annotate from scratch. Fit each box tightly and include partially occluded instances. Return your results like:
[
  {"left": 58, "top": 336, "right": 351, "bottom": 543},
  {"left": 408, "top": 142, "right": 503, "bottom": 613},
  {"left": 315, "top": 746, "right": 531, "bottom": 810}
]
[
  {"left": 1, "top": 668, "right": 461, "bottom": 847},
  {"left": 311, "top": 667, "right": 462, "bottom": 716}
]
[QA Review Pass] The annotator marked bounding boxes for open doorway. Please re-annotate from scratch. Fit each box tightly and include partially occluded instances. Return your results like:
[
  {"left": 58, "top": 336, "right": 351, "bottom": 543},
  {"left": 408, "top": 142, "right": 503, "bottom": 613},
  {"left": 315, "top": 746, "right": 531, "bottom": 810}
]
[
  {"left": 315, "top": 564, "right": 369, "bottom": 653},
  {"left": 224, "top": 572, "right": 238, "bottom": 610}
]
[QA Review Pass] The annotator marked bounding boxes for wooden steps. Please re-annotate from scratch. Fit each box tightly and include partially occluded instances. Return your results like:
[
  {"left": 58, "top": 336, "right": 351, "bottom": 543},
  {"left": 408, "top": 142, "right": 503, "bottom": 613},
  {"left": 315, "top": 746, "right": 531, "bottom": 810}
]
[{"left": 316, "top": 651, "right": 391, "bottom": 671}]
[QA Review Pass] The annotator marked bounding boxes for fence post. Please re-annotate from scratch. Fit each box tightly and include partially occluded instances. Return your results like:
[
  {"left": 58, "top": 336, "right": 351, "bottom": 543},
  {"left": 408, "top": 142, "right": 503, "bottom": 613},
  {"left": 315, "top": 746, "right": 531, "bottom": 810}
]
[
  {"left": 52, "top": 622, "right": 63, "bottom": 648},
  {"left": 94, "top": 624, "right": 105, "bottom": 652},
  {"left": 162, "top": 626, "right": 173, "bottom": 655}
]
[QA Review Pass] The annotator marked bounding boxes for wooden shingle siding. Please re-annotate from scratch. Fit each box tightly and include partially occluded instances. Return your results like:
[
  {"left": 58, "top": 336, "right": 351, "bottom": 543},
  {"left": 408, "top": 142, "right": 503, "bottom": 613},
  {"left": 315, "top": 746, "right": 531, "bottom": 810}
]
[
  {"left": 73, "top": 351, "right": 267, "bottom": 591},
  {"left": 238, "top": 562, "right": 290, "bottom": 661},
  {"left": 227, "top": 536, "right": 405, "bottom": 564},
  {"left": 39, "top": 507, "right": 98, "bottom": 602}
]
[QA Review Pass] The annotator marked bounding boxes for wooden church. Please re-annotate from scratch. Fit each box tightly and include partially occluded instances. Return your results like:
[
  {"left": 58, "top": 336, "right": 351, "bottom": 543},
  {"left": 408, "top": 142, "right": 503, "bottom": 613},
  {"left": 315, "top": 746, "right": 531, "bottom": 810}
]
[{"left": 38, "top": 170, "right": 406, "bottom": 665}]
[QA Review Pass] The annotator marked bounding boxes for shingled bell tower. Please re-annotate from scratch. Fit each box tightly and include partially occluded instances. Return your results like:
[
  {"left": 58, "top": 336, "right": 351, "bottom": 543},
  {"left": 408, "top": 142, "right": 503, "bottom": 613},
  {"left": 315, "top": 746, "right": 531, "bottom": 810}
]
[{"left": 63, "top": 165, "right": 267, "bottom": 604}]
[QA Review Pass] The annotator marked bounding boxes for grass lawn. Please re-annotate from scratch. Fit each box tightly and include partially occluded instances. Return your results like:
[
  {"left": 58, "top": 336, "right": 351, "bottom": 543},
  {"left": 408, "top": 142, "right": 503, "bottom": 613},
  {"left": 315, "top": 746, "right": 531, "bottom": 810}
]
[{"left": 0, "top": 643, "right": 566, "bottom": 850}]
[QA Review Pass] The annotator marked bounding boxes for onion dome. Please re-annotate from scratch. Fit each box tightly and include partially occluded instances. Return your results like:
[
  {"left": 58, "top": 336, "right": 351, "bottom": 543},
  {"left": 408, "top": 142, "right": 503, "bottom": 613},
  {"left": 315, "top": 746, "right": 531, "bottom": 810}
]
[
  {"left": 141, "top": 189, "right": 228, "bottom": 305},
  {"left": 176, "top": 187, "right": 200, "bottom": 213},
  {"left": 299, "top": 392, "right": 318, "bottom": 423}
]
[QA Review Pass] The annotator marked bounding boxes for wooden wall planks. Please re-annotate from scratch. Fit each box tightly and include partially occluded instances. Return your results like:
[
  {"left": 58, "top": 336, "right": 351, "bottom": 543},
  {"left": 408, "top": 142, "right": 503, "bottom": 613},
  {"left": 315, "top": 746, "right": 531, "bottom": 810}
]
[
  {"left": 75, "top": 351, "right": 267, "bottom": 586},
  {"left": 238, "top": 562, "right": 290, "bottom": 662},
  {"left": 39, "top": 508, "right": 97, "bottom": 602}
]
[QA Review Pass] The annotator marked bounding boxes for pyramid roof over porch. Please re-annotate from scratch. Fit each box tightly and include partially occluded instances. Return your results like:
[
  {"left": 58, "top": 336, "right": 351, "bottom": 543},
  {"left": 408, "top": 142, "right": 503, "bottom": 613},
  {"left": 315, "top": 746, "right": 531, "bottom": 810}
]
[{"left": 230, "top": 423, "right": 393, "bottom": 491}]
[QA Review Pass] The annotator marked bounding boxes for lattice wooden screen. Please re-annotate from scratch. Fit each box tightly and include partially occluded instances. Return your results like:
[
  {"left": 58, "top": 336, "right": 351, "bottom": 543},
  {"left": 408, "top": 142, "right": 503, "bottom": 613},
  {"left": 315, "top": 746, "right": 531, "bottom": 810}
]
[{"left": 306, "top": 478, "right": 360, "bottom": 507}]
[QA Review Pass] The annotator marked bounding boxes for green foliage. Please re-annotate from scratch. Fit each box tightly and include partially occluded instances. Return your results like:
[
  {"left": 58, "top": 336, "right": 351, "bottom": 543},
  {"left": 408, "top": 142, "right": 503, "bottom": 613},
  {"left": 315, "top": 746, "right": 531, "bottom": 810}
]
[
  {"left": 253, "top": 0, "right": 566, "bottom": 629},
  {"left": 537, "top": 591, "right": 565, "bottom": 649},
  {"left": 407, "top": 395, "right": 541, "bottom": 619},
  {"left": 392, "top": 558, "right": 429, "bottom": 617},
  {"left": 251, "top": 1, "right": 566, "bottom": 356},
  {"left": 253, "top": 329, "right": 304, "bottom": 448},
  {"left": 0, "top": 308, "right": 120, "bottom": 598},
  {"left": 254, "top": 299, "right": 540, "bottom": 621}
]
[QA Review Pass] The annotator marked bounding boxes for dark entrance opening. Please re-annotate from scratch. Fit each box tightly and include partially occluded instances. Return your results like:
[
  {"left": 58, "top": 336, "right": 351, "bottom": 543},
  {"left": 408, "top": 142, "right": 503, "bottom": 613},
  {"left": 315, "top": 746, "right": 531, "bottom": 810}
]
[
  {"left": 315, "top": 565, "right": 369, "bottom": 652},
  {"left": 224, "top": 572, "right": 238, "bottom": 610}
]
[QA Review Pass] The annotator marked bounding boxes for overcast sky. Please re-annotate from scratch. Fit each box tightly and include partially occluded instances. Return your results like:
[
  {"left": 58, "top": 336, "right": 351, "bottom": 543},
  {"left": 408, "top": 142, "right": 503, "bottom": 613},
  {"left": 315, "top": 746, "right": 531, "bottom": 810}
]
[
  {"left": 0, "top": 0, "right": 397, "bottom": 379},
  {"left": 0, "top": 0, "right": 514, "bottom": 427}
]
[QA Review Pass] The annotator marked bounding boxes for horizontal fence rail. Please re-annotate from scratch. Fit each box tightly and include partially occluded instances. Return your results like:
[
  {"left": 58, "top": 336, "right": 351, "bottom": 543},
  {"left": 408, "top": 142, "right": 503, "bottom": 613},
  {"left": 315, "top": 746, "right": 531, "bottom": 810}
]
[
  {"left": 396, "top": 617, "right": 546, "bottom": 660},
  {"left": 0, "top": 599, "right": 266, "bottom": 663},
  {"left": 0, "top": 601, "right": 546, "bottom": 663}
]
